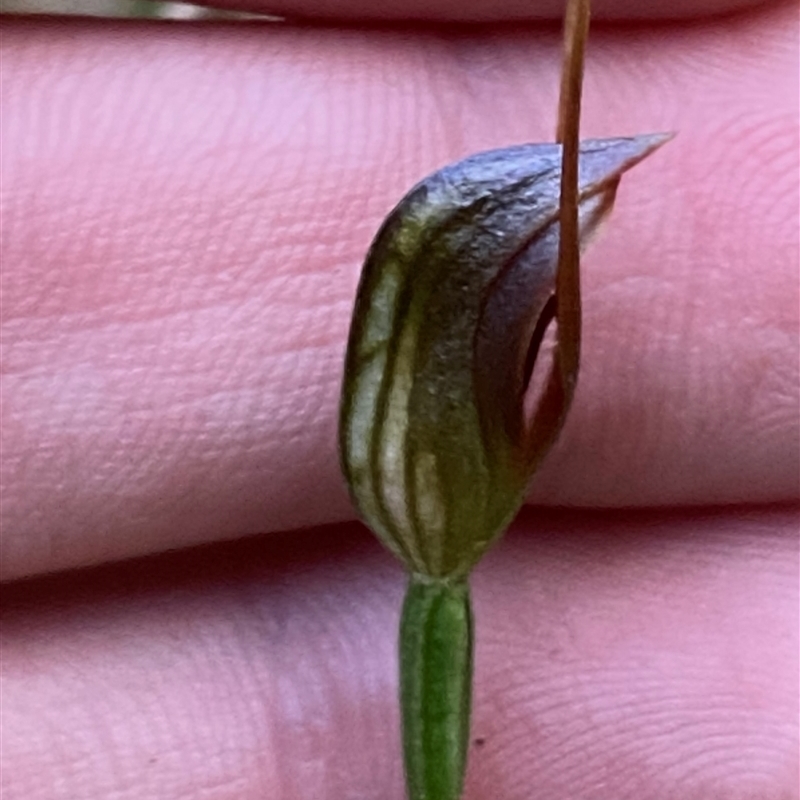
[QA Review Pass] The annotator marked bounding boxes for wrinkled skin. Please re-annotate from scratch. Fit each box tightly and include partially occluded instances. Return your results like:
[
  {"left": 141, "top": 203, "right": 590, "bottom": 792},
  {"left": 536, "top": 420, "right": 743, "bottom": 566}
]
[{"left": 1, "top": 1, "right": 798, "bottom": 799}]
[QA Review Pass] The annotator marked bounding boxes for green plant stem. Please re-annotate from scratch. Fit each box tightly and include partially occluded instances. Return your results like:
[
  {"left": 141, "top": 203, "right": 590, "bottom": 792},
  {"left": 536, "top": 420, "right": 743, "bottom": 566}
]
[{"left": 400, "top": 574, "right": 474, "bottom": 800}]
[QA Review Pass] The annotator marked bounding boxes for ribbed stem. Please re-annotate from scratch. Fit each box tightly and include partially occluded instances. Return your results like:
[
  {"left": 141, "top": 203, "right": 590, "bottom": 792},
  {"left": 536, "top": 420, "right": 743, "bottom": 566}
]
[{"left": 400, "top": 574, "right": 474, "bottom": 800}]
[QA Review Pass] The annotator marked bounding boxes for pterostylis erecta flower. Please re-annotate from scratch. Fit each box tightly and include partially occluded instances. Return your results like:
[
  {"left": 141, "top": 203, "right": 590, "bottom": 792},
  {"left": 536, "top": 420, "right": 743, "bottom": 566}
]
[{"left": 339, "top": 0, "right": 670, "bottom": 797}]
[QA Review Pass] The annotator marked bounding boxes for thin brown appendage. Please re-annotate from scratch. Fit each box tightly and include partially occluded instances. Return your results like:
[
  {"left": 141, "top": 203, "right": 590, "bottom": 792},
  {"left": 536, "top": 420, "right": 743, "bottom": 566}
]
[
  {"left": 555, "top": 0, "right": 588, "bottom": 381},
  {"left": 521, "top": 0, "right": 589, "bottom": 467}
]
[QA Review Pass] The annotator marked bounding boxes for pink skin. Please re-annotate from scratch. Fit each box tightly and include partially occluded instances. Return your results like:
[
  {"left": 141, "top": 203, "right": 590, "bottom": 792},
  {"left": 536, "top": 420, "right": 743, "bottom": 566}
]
[{"left": 1, "top": 1, "right": 797, "bottom": 798}]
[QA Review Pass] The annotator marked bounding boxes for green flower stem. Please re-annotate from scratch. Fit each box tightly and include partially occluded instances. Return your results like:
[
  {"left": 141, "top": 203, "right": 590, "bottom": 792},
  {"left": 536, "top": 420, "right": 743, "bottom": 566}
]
[{"left": 400, "top": 574, "right": 474, "bottom": 800}]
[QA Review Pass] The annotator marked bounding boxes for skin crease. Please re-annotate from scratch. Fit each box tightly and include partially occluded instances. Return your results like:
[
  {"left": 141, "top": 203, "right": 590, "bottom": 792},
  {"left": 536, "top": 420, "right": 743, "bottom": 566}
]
[
  {"left": 200, "top": 0, "right": 780, "bottom": 21},
  {"left": 0, "top": 0, "right": 798, "bottom": 798}
]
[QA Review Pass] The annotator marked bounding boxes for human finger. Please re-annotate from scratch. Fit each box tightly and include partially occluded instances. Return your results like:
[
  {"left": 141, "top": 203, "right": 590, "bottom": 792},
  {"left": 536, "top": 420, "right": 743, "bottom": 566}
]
[
  {"left": 1, "top": 6, "right": 797, "bottom": 580},
  {"left": 1, "top": 507, "right": 797, "bottom": 799}
]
